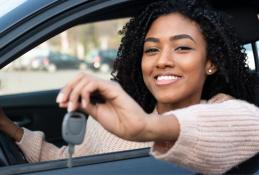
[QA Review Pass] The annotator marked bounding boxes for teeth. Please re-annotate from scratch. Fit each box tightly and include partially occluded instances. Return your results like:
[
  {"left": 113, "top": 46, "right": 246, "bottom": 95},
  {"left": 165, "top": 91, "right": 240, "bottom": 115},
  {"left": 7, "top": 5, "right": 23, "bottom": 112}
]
[{"left": 157, "top": 75, "right": 179, "bottom": 81}]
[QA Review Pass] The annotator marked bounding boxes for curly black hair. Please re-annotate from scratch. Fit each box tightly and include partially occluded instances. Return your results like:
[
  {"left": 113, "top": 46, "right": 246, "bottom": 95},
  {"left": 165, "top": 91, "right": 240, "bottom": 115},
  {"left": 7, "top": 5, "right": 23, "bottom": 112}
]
[{"left": 111, "top": 0, "right": 254, "bottom": 113}]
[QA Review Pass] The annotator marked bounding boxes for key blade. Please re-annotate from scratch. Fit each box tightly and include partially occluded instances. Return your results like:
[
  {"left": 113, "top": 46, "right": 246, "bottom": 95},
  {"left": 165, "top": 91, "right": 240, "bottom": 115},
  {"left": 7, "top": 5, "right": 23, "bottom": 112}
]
[{"left": 67, "top": 144, "right": 74, "bottom": 168}]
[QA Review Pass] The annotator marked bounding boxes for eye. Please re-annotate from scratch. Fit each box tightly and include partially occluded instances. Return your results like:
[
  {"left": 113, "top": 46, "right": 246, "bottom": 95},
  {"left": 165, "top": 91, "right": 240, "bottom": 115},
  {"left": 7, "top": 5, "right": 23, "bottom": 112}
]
[
  {"left": 175, "top": 46, "right": 192, "bottom": 52},
  {"left": 144, "top": 47, "right": 160, "bottom": 56}
]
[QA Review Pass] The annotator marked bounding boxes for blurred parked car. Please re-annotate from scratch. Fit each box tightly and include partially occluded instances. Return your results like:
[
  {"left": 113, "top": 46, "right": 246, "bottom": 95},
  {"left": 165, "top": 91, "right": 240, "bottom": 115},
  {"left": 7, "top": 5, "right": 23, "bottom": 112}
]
[
  {"left": 87, "top": 49, "right": 117, "bottom": 72},
  {"left": 3, "top": 50, "right": 87, "bottom": 72},
  {"left": 30, "top": 51, "right": 87, "bottom": 72}
]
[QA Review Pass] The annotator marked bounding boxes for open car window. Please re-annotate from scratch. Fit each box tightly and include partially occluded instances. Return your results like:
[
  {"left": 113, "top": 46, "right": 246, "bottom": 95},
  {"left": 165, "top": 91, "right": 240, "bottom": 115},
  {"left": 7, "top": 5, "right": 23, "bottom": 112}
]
[{"left": 1, "top": 18, "right": 128, "bottom": 95}]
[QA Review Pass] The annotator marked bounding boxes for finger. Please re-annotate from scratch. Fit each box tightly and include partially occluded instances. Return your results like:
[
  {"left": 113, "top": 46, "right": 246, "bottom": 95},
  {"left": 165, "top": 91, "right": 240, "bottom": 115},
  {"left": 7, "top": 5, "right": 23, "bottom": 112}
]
[
  {"left": 59, "top": 101, "right": 68, "bottom": 108},
  {"left": 92, "top": 80, "right": 120, "bottom": 101},
  {"left": 56, "top": 72, "right": 86, "bottom": 103},
  {"left": 67, "top": 78, "right": 90, "bottom": 112},
  {"left": 80, "top": 81, "right": 100, "bottom": 116}
]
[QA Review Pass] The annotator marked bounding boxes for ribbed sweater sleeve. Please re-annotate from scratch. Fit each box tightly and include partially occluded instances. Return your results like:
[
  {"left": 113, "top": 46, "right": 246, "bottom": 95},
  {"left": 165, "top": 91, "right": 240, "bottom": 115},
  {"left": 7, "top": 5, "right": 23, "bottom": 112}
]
[
  {"left": 16, "top": 116, "right": 151, "bottom": 163},
  {"left": 150, "top": 100, "right": 259, "bottom": 174}
]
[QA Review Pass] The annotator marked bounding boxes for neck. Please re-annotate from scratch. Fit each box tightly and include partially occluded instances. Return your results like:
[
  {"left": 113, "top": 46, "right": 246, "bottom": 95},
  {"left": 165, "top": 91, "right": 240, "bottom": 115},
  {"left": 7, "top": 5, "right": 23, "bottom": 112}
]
[{"left": 156, "top": 96, "right": 201, "bottom": 114}]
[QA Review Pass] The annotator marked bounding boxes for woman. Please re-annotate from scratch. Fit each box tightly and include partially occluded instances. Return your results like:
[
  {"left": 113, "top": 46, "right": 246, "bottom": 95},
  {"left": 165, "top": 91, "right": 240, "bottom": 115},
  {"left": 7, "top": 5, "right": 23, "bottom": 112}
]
[
  {"left": 0, "top": 0, "right": 258, "bottom": 174},
  {"left": 57, "top": 0, "right": 259, "bottom": 174}
]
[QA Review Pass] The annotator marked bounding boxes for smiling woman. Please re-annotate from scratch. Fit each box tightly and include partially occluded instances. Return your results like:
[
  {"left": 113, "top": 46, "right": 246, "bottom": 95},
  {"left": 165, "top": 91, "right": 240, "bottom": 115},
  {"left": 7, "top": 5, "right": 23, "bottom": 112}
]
[
  {"left": 54, "top": 0, "right": 259, "bottom": 174},
  {"left": 141, "top": 13, "right": 213, "bottom": 111},
  {"left": 0, "top": 0, "right": 259, "bottom": 175}
]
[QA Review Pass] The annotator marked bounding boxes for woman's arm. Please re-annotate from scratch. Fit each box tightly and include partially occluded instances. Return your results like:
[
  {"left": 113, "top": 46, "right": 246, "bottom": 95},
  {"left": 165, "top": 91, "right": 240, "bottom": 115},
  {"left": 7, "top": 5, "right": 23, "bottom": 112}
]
[
  {"left": 57, "top": 73, "right": 259, "bottom": 174},
  {"left": 0, "top": 108, "right": 67, "bottom": 162},
  {"left": 15, "top": 118, "right": 104, "bottom": 162},
  {"left": 0, "top": 107, "right": 91, "bottom": 162},
  {"left": 0, "top": 108, "right": 23, "bottom": 142},
  {"left": 151, "top": 100, "right": 259, "bottom": 174},
  {"left": 57, "top": 72, "right": 180, "bottom": 142},
  {"left": 56, "top": 73, "right": 234, "bottom": 143},
  {"left": 16, "top": 128, "right": 67, "bottom": 162}
]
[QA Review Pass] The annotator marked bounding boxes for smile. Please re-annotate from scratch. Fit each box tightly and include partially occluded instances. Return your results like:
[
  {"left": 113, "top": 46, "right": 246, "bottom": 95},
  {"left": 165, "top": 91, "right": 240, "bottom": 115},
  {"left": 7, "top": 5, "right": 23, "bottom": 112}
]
[{"left": 155, "top": 75, "right": 182, "bottom": 85}]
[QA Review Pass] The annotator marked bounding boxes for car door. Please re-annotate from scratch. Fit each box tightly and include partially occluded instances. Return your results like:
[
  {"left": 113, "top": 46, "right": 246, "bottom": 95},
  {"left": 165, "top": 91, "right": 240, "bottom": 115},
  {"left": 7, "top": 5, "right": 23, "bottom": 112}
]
[{"left": 0, "top": 0, "right": 153, "bottom": 149}]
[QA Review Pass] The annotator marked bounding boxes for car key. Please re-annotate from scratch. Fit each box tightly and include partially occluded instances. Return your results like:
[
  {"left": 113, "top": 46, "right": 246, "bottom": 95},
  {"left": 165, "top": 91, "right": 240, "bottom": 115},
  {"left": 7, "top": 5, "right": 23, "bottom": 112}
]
[{"left": 62, "top": 112, "right": 87, "bottom": 168}]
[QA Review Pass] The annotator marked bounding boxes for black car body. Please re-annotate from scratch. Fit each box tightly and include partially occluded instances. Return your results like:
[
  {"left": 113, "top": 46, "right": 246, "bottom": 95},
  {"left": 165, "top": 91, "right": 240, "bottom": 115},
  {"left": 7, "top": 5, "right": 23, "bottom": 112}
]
[
  {"left": 87, "top": 49, "right": 117, "bottom": 72},
  {"left": 0, "top": 0, "right": 258, "bottom": 175},
  {"left": 30, "top": 51, "right": 87, "bottom": 72}
]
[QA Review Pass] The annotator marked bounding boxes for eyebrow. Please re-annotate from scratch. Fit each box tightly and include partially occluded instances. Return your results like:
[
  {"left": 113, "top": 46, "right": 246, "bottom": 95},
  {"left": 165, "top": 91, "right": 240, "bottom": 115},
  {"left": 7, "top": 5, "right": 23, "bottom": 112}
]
[
  {"left": 144, "top": 34, "right": 196, "bottom": 43},
  {"left": 144, "top": 37, "right": 159, "bottom": 43},
  {"left": 170, "top": 34, "right": 196, "bottom": 43}
]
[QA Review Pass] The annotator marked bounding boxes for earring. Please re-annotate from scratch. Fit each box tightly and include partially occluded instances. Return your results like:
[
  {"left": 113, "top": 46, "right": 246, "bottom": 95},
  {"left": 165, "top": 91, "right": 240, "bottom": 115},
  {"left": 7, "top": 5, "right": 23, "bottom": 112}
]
[{"left": 208, "top": 69, "right": 212, "bottom": 73}]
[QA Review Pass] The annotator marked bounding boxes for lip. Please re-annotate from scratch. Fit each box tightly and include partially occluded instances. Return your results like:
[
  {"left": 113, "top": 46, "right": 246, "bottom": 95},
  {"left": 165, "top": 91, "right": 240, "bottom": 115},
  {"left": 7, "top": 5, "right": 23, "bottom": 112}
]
[{"left": 154, "top": 73, "right": 182, "bottom": 86}]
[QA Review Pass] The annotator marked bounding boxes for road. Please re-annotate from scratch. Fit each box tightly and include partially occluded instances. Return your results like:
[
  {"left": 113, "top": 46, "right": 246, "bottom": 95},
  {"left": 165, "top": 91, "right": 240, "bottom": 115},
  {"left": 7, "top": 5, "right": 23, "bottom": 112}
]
[{"left": 0, "top": 70, "right": 111, "bottom": 95}]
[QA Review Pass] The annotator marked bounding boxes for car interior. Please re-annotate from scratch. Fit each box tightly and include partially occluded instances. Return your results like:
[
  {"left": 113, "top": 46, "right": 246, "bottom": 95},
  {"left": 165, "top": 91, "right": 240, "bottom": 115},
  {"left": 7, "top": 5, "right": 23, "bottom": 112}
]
[{"left": 0, "top": 0, "right": 258, "bottom": 174}]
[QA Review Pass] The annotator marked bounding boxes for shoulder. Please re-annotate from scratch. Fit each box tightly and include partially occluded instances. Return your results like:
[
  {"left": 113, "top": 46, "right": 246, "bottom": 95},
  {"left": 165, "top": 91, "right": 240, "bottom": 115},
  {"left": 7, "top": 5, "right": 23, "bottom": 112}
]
[
  {"left": 191, "top": 99, "right": 257, "bottom": 111},
  {"left": 164, "top": 99, "right": 258, "bottom": 118}
]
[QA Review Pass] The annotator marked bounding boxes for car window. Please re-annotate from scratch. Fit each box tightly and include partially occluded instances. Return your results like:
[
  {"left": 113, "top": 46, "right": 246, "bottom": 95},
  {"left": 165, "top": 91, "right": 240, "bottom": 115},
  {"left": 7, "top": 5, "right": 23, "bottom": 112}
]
[
  {"left": 1, "top": 18, "right": 128, "bottom": 95},
  {"left": 244, "top": 43, "right": 256, "bottom": 71}
]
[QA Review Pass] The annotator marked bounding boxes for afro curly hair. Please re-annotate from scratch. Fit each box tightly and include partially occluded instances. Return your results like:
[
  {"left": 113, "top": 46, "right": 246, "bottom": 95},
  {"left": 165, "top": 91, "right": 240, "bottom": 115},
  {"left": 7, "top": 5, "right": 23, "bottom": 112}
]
[{"left": 111, "top": 0, "right": 254, "bottom": 113}]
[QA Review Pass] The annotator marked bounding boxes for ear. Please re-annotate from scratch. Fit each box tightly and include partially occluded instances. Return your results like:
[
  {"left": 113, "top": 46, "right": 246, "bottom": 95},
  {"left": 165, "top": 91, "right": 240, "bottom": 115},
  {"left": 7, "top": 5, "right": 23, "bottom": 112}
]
[{"left": 205, "top": 59, "right": 217, "bottom": 75}]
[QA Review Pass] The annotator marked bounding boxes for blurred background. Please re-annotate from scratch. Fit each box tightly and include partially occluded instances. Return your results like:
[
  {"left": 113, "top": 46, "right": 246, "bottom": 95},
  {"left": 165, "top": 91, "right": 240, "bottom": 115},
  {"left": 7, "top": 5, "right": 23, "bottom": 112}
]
[
  {"left": 0, "top": 18, "right": 129, "bottom": 95},
  {"left": 0, "top": 16, "right": 257, "bottom": 95}
]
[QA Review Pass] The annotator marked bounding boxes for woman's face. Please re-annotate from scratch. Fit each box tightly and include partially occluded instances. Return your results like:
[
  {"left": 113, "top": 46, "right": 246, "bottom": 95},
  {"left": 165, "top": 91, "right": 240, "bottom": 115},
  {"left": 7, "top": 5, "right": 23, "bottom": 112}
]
[{"left": 141, "top": 13, "right": 215, "bottom": 113}]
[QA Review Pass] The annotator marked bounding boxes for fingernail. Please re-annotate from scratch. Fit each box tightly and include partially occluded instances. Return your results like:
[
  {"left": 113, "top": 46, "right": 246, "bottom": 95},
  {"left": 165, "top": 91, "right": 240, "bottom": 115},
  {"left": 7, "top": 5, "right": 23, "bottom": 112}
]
[
  {"left": 56, "top": 93, "right": 64, "bottom": 102},
  {"left": 68, "top": 102, "right": 74, "bottom": 112}
]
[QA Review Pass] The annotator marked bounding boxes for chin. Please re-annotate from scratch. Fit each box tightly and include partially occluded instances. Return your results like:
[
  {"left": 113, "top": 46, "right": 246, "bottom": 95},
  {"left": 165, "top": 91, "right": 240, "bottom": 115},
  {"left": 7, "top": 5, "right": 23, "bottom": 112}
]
[{"left": 156, "top": 96, "right": 179, "bottom": 104}]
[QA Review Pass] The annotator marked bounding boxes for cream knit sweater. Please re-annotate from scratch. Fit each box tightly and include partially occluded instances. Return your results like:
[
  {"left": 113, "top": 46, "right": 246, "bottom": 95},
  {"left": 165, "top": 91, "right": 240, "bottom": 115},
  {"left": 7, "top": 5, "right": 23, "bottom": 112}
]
[{"left": 17, "top": 99, "right": 259, "bottom": 175}]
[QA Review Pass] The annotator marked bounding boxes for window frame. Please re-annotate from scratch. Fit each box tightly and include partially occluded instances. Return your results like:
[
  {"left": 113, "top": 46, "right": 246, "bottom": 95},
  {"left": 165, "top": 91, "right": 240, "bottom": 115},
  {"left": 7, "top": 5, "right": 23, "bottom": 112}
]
[{"left": 251, "top": 41, "right": 259, "bottom": 72}]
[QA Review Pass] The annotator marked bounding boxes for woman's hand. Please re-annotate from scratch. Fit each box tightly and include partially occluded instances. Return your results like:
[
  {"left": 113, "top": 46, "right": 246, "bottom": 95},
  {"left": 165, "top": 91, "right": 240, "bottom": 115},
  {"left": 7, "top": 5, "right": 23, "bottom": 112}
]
[
  {"left": 0, "top": 108, "right": 23, "bottom": 142},
  {"left": 56, "top": 73, "right": 152, "bottom": 141}
]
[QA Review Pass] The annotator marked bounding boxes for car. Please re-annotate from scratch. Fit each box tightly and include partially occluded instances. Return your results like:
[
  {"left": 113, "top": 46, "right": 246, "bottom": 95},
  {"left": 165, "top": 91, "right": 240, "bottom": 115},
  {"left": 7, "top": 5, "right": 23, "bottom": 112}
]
[
  {"left": 5, "top": 49, "right": 87, "bottom": 72},
  {"left": 0, "top": 0, "right": 258, "bottom": 175},
  {"left": 30, "top": 51, "right": 87, "bottom": 72},
  {"left": 87, "top": 49, "right": 117, "bottom": 73}
]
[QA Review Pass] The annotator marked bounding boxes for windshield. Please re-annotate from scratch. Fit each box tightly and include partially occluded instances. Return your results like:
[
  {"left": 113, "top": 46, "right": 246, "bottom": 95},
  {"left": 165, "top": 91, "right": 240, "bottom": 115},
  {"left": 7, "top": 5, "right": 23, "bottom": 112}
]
[
  {"left": 0, "top": 0, "right": 54, "bottom": 33},
  {"left": 0, "top": 0, "right": 27, "bottom": 18}
]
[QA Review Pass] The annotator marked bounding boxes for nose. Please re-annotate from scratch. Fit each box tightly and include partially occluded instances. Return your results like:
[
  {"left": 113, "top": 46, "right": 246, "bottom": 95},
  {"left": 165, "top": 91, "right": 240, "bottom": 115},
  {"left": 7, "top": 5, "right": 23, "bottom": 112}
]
[{"left": 156, "top": 48, "right": 174, "bottom": 69}]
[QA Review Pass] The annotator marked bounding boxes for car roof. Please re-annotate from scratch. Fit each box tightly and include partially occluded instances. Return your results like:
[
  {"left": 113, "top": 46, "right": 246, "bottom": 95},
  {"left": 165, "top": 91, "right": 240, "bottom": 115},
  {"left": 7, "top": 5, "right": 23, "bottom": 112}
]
[
  {"left": 0, "top": 0, "right": 56, "bottom": 33},
  {"left": 0, "top": 0, "right": 258, "bottom": 43}
]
